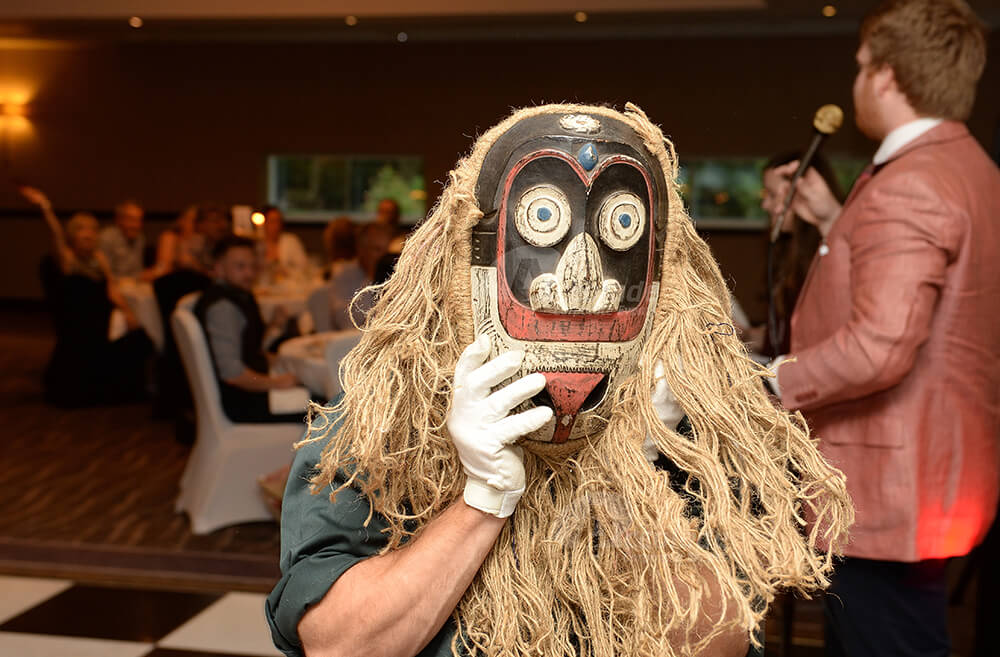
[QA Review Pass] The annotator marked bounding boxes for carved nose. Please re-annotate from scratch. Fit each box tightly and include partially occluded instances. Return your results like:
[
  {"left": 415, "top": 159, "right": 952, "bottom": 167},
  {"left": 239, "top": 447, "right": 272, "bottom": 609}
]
[{"left": 556, "top": 233, "right": 603, "bottom": 311}]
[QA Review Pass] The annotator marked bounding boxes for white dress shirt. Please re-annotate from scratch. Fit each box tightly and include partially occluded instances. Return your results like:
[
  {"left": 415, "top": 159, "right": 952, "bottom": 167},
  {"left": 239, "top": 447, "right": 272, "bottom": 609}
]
[{"left": 872, "top": 117, "right": 943, "bottom": 165}]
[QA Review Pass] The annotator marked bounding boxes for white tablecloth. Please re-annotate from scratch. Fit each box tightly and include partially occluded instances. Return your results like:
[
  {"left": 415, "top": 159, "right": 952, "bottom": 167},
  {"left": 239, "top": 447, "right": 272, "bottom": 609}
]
[
  {"left": 277, "top": 330, "right": 360, "bottom": 400},
  {"left": 117, "top": 280, "right": 165, "bottom": 351},
  {"left": 254, "top": 280, "right": 324, "bottom": 324},
  {"left": 110, "top": 279, "right": 324, "bottom": 353}
]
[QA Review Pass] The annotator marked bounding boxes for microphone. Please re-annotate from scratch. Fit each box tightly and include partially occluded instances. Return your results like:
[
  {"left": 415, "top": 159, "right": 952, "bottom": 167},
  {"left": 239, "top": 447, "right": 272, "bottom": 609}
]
[{"left": 769, "top": 104, "right": 843, "bottom": 243}]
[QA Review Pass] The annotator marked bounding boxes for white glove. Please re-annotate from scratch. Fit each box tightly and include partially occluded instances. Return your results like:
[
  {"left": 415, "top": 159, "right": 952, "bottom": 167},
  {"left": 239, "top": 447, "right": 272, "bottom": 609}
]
[
  {"left": 447, "top": 335, "right": 553, "bottom": 518},
  {"left": 765, "top": 355, "right": 788, "bottom": 399},
  {"left": 643, "top": 360, "right": 686, "bottom": 464},
  {"left": 652, "top": 360, "right": 685, "bottom": 428}
]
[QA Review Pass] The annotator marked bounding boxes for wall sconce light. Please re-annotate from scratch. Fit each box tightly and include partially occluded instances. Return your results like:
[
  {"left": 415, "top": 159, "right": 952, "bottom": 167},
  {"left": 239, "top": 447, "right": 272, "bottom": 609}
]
[{"left": 1, "top": 101, "right": 28, "bottom": 119}]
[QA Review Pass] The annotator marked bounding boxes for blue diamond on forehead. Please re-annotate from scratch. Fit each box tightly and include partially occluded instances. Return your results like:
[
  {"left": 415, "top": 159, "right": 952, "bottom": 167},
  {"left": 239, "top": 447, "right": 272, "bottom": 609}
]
[{"left": 576, "top": 143, "right": 598, "bottom": 171}]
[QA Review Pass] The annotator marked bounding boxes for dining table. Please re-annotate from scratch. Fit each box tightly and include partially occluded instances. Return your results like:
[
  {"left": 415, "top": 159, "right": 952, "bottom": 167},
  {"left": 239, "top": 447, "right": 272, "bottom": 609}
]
[
  {"left": 276, "top": 330, "right": 361, "bottom": 401},
  {"left": 116, "top": 278, "right": 165, "bottom": 351}
]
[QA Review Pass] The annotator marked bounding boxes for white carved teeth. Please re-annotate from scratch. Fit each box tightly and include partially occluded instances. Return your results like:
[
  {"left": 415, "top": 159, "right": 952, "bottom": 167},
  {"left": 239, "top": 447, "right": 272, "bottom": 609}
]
[
  {"left": 529, "top": 273, "right": 567, "bottom": 312},
  {"left": 591, "top": 279, "right": 623, "bottom": 313},
  {"left": 527, "top": 233, "right": 623, "bottom": 313}
]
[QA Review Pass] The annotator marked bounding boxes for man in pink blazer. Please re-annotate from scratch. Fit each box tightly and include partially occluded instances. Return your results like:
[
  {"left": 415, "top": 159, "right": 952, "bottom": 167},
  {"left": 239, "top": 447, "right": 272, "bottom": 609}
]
[{"left": 770, "top": 1, "right": 999, "bottom": 655}]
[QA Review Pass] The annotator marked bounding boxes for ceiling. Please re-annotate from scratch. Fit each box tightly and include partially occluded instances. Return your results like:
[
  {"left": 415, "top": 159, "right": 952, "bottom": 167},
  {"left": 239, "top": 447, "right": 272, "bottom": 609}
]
[
  {"left": 0, "top": 0, "right": 996, "bottom": 43},
  {"left": 0, "top": 0, "right": 771, "bottom": 19}
]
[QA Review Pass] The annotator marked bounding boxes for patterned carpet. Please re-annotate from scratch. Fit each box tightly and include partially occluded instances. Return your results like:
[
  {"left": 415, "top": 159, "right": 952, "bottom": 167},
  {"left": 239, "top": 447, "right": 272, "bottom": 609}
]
[{"left": 0, "top": 308, "right": 281, "bottom": 593}]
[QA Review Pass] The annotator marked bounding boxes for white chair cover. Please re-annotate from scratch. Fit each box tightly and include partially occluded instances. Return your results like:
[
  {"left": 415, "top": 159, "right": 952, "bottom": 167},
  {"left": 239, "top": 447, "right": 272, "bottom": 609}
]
[
  {"left": 171, "top": 294, "right": 304, "bottom": 534},
  {"left": 323, "top": 330, "right": 362, "bottom": 400},
  {"left": 306, "top": 283, "right": 334, "bottom": 334}
]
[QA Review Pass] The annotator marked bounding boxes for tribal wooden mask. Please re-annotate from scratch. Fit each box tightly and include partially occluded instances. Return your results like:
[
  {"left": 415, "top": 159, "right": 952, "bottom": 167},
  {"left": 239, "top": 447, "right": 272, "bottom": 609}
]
[{"left": 469, "top": 108, "right": 669, "bottom": 454}]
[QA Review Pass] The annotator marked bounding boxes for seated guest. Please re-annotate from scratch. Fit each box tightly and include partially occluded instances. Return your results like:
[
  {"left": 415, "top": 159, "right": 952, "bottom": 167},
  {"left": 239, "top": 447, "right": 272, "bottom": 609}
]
[
  {"left": 20, "top": 186, "right": 152, "bottom": 406},
  {"left": 151, "top": 205, "right": 215, "bottom": 424},
  {"left": 327, "top": 222, "right": 393, "bottom": 330},
  {"left": 153, "top": 204, "right": 204, "bottom": 276},
  {"left": 321, "top": 215, "right": 356, "bottom": 280},
  {"left": 191, "top": 203, "right": 233, "bottom": 272},
  {"left": 99, "top": 199, "right": 156, "bottom": 281},
  {"left": 374, "top": 197, "right": 401, "bottom": 229},
  {"left": 374, "top": 197, "right": 409, "bottom": 253},
  {"left": 260, "top": 205, "right": 308, "bottom": 282},
  {"left": 194, "top": 235, "right": 307, "bottom": 423}
]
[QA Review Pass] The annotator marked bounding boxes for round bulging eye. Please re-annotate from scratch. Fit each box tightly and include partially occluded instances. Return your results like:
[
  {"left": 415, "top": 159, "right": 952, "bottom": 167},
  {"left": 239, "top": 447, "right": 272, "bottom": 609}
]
[
  {"left": 597, "top": 192, "right": 646, "bottom": 251},
  {"left": 514, "top": 185, "right": 571, "bottom": 248}
]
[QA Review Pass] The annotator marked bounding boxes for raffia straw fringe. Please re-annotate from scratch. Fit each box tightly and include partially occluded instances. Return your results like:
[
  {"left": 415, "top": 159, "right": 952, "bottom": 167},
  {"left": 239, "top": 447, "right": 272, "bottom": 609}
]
[{"left": 304, "top": 103, "right": 853, "bottom": 657}]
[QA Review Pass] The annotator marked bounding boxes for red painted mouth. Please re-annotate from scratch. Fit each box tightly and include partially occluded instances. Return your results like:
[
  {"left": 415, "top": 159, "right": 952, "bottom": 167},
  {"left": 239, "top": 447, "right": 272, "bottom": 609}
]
[{"left": 539, "top": 371, "right": 606, "bottom": 443}]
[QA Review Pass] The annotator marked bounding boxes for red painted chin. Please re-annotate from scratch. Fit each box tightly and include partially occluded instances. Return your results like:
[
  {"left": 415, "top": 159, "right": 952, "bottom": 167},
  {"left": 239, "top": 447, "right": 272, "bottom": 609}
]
[{"left": 539, "top": 371, "right": 606, "bottom": 444}]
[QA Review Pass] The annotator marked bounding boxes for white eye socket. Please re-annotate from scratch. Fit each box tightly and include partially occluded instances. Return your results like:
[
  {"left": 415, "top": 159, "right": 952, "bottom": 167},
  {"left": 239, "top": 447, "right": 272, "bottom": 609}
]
[
  {"left": 597, "top": 191, "right": 646, "bottom": 251},
  {"left": 514, "top": 185, "right": 571, "bottom": 248}
]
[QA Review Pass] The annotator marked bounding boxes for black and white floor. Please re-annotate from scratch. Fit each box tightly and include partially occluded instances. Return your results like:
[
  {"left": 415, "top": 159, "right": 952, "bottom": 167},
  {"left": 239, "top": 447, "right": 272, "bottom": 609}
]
[{"left": 0, "top": 576, "right": 281, "bottom": 657}]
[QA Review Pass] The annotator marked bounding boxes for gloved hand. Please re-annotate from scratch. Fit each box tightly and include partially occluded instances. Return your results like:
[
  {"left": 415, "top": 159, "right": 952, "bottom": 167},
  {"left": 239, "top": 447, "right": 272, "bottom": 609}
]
[
  {"left": 643, "top": 360, "right": 686, "bottom": 464},
  {"left": 652, "top": 360, "right": 685, "bottom": 428},
  {"left": 764, "top": 354, "right": 788, "bottom": 399},
  {"left": 447, "top": 335, "right": 553, "bottom": 518}
]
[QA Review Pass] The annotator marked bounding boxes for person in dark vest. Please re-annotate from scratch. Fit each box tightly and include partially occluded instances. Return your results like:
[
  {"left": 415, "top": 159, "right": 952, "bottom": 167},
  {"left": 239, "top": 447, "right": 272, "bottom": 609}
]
[{"left": 194, "top": 235, "right": 307, "bottom": 423}]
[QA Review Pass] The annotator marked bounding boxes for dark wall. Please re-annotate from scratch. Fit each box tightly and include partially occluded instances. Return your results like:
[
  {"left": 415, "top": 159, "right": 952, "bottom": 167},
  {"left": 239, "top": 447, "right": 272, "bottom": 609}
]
[{"left": 2, "top": 32, "right": 998, "bottom": 317}]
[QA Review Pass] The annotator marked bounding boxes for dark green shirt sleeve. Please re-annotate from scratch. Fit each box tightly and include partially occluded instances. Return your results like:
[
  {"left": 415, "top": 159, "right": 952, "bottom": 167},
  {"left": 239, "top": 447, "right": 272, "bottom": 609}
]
[{"left": 265, "top": 408, "right": 390, "bottom": 657}]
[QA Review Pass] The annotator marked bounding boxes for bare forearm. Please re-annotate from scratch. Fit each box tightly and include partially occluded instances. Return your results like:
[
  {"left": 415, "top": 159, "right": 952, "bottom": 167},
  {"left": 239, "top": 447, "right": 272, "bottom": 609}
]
[
  {"left": 38, "top": 204, "right": 70, "bottom": 254},
  {"left": 669, "top": 565, "right": 752, "bottom": 657},
  {"left": 299, "top": 499, "right": 505, "bottom": 657},
  {"left": 815, "top": 207, "right": 841, "bottom": 238},
  {"left": 107, "top": 284, "right": 131, "bottom": 313}
]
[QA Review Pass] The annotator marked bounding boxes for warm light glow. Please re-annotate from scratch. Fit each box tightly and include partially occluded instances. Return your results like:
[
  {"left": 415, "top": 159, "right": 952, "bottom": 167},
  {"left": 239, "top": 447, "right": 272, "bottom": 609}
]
[
  {"left": 129, "top": 16, "right": 144, "bottom": 28},
  {"left": 714, "top": 192, "right": 730, "bottom": 205},
  {"left": 0, "top": 88, "right": 35, "bottom": 139},
  {"left": 251, "top": 212, "right": 266, "bottom": 226},
  {"left": 1, "top": 102, "right": 26, "bottom": 118},
  {"left": 822, "top": 4, "right": 837, "bottom": 17},
  {"left": 0, "top": 86, "right": 33, "bottom": 106},
  {"left": 0, "top": 115, "right": 30, "bottom": 134},
  {"left": 574, "top": 11, "right": 588, "bottom": 23},
  {"left": 345, "top": 15, "right": 358, "bottom": 26},
  {"left": 409, "top": 189, "right": 427, "bottom": 201}
]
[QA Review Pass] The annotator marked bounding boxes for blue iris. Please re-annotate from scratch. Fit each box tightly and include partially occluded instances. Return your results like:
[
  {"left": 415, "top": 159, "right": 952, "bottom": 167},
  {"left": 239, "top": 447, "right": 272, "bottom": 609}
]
[
  {"left": 537, "top": 207, "right": 552, "bottom": 221},
  {"left": 618, "top": 212, "right": 632, "bottom": 228}
]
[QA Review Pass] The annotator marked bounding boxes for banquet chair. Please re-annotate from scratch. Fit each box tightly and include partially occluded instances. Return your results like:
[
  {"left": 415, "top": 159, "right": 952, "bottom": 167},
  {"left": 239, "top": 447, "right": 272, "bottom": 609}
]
[
  {"left": 323, "top": 329, "right": 362, "bottom": 399},
  {"left": 171, "top": 294, "right": 303, "bottom": 534},
  {"left": 306, "top": 283, "right": 334, "bottom": 333}
]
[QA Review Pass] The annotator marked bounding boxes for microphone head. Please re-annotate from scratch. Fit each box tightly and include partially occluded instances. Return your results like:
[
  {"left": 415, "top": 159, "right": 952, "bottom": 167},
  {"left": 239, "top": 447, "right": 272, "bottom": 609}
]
[{"left": 813, "top": 104, "right": 844, "bottom": 135}]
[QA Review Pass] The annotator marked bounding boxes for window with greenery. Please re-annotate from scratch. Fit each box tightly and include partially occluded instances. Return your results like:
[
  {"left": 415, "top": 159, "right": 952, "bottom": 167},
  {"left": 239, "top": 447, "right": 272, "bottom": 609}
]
[
  {"left": 677, "top": 156, "right": 868, "bottom": 228},
  {"left": 267, "top": 154, "right": 426, "bottom": 223}
]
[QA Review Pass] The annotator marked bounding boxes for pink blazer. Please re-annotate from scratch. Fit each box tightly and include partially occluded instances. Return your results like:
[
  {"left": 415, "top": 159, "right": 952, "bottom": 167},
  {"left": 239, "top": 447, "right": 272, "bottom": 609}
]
[{"left": 780, "top": 121, "right": 1000, "bottom": 561}]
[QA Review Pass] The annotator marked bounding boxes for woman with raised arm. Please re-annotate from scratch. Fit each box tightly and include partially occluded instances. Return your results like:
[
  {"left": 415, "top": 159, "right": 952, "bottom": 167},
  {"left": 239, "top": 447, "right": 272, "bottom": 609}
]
[
  {"left": 21, "top": 186, "right": 142, "bottom": 328},
  {"left": 21, "top": 186, "right": 152, "bottom": 406}
]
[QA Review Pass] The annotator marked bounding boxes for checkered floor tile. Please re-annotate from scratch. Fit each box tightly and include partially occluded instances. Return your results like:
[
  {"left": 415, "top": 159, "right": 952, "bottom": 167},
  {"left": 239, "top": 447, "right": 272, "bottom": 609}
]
[{"left": 0, "top": 576, "right": 281, "bottom": 657}]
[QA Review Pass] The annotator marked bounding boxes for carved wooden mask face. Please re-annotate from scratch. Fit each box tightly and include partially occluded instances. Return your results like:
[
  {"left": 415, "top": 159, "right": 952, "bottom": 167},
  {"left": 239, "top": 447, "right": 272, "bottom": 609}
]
[{"left": 469, "top": 110, "right": 668, "bottom": 451}]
